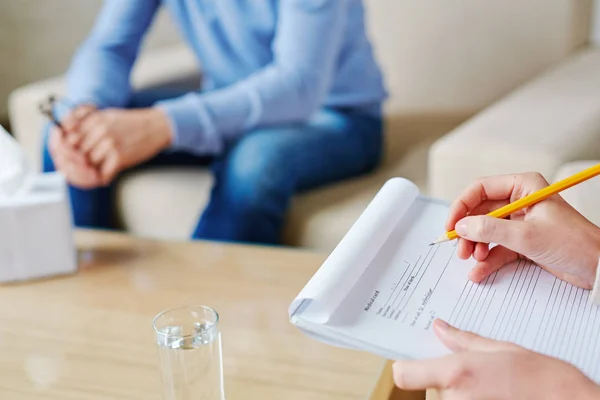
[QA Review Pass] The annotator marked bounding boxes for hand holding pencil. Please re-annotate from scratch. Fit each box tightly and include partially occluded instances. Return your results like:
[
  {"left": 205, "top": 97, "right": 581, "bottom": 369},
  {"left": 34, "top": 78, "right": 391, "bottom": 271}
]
[{"left": 437, "top": 169, "right": 600, "bottom": 290}]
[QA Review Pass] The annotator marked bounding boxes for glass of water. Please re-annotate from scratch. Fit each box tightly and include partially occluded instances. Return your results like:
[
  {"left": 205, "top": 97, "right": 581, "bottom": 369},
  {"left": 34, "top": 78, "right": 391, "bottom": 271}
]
[{"left": 153, "top": 305, "right": 225, "bottom": 400}]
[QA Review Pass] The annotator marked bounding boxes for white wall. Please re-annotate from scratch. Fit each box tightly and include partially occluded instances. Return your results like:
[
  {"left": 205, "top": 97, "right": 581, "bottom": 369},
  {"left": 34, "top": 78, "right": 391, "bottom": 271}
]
[
  {"left": 364, "top": 0, "right": 592, "bottom": 116},
  {"left": 0, "top": 1, "right": 182, "bottom": 120},
  {"left": 1, "top": 0, "right": 595, "bottom": 121},
  {"left": 593, "top": 0, "right": 600, "bottom": 44}
]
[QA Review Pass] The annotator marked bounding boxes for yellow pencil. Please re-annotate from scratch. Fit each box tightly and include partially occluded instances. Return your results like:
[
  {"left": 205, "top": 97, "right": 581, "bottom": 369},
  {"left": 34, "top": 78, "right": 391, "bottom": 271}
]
[{"left": 430, "top": 163, "right": 600, "bottom": 245}]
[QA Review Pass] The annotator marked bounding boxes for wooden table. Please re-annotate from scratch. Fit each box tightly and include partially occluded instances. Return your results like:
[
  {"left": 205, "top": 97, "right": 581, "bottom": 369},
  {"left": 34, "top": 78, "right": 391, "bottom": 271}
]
[{"left": 0, "top": 230, "right": 394, "bottom": 399}]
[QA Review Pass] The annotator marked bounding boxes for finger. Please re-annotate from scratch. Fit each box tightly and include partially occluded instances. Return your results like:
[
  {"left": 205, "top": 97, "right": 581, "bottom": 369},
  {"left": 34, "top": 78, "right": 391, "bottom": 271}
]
[
  {"left": 49, "top": 136, "right": 72, "bottom": 171},
  {"left": 61, "top": 113, "right": 79, "bottom": 132},
  {"left": 66, "top": 130, "right": 85, "bottom": 148},
  {"left": 468, "top": 199, "right": 510, "bottom": 217},
  {"left": 88, "top": 137, "right": 114, "bottom": 165},
  {"left": 433, "top": 319, "right": 515, "bottom": 353},
  {"left": 468, "top": 246, "right": 519, "bottom": 283},
  {"left": 457, "top": 238, "right": 474, "bottom": 260},
  {"left": 99, "top": 153, "right": 120, "bottom": 186},
  {"left": 78, "top": 110, "right": 103, "bottom": 136},
  {"left": 51, "top": 151, "right": 67, "bottom": 171},
  {"left": 51, "top": 132, "right": 87, "bottom": 166},
  {"left": 473, "top": 242, "right": 490, "bottom": 261},
  {"left": 455, "top": 216, "right": 537, "bottom": 256},
  {"left": 62, "top": 105, "right": 96, "bottom": 132},
  {"left": 80, "top": 126, "right": 109, "bottom": 154},
  {"left": 393, "top": 354, "right": 464, "bottom": 390},
  {"left": 56, "top": 134, "right": 87, "bottom": 164},
  {"left": 445, "top": 175, "right": 519, "bottom": 231},
  {"left": 48, "top": 128, "right": 64, "bottom": 155},
  {"left": 72, "top": 104, "right": 96, "bottom": 120},
  {"left": 60, "top": 160, "right": 100, "bottom": 189},
  {"left": 62, "top": 107, "right": 96, "bottom": 147},
  {"left": 68, "top": 111, "right": 103, "bottom": 149},
  {"left": 61, "top": 146, "right": 88, "bottom": 166},
  {"left": 51, "top": 133, "right": 99, "bottom": 182}
]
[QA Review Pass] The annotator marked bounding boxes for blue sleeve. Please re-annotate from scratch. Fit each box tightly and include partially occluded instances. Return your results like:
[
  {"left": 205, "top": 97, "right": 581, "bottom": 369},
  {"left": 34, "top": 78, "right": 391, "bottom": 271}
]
[
  {"left": 156, "top": 0, "right": 348, "bottom": 155},
  {"left": 65, "top": 0, "right": 160, "bottom": 109}
]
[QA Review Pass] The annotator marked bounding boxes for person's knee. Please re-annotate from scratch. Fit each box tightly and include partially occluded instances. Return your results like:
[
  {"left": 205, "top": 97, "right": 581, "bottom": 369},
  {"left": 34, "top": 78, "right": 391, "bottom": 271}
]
[{"left": 222, "top": 133, "right": 289, "bottom": 211}]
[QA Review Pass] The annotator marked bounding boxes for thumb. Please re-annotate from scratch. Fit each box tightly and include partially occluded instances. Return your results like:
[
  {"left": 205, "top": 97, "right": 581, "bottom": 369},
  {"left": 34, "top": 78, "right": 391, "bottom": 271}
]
[
  {"left": 454, "top": 215, "right": 535, "bottom": 256},
  {"left": 433, "top": 319, "right": 515, "bottom": 353}
]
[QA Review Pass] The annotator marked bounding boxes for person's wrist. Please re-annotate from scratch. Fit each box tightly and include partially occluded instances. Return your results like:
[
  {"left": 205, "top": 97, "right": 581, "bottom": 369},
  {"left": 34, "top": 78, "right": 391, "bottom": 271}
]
[
  {"left": 585, "top": 224, "right": 600, "bottom": 300},
  {"left": 147, "top": 107, "right": 174, "bottom": 150},
  {"left": 588, "top": 224, "right": 600, "bottom": 285}
]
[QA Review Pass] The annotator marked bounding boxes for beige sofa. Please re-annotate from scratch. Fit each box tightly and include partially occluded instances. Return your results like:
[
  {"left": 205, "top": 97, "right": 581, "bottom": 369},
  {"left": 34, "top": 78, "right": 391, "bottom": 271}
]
[
  {"left": 9, "top": 0, "right": 600, "bottom": 253},
  {"left": 429, "top": 50, "right": 600, "bottom": 226}
]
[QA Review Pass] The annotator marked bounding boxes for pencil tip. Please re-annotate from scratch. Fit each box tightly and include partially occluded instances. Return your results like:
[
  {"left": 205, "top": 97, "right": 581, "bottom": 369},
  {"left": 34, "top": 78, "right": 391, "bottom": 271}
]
[{"left": 429, "top": 235, "right": 449, "bottom": 246}]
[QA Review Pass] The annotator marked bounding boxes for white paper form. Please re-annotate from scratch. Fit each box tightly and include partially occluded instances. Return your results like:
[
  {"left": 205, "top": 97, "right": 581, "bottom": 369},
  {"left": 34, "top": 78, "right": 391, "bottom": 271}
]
[
  {"left": 289, "top": 178, "right": 419, "bottom": 323},
  {"left": 293, "top": 185, "right": 600, "bottom": 383}
]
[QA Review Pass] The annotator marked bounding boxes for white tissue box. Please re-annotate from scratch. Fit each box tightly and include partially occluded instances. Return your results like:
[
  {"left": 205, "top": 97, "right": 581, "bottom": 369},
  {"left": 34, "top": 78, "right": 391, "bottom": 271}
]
[{"left": 0, "top": 172, "right": 77, "bottom": 283}]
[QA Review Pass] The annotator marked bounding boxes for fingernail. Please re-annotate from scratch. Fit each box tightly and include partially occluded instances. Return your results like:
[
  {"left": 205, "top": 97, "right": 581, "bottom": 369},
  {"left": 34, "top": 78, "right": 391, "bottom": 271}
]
[
  {"left": 455, "top": 219, "right": 468, "bottom": 237},
  {"left": 467, "top": 270, "right": 480, "bottom": 283}
]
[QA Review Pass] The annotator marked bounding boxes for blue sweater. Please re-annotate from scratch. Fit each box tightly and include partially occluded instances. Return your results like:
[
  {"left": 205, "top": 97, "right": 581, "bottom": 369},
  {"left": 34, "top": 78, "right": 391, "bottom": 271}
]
[{"left": 66, "top": 0, "right": 387, "bottom": 155}]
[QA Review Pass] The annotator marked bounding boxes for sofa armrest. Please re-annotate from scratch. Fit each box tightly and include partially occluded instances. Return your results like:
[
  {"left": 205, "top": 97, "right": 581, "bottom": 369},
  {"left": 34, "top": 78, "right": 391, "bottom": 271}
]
[
  {"left": 553, "top": 161, "right": 600, "bottom": 227},
  {"left": 428, "top": 48, "right": 600, "bottom": 201},
  {"left": 8, "top": 44, "right": 200, "bottom": 172}
]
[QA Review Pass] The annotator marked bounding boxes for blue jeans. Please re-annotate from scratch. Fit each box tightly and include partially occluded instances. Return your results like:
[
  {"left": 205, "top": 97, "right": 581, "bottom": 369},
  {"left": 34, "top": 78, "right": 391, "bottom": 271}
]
[{"left": 42, "top": 91, "right": 383, "bottom": 245}]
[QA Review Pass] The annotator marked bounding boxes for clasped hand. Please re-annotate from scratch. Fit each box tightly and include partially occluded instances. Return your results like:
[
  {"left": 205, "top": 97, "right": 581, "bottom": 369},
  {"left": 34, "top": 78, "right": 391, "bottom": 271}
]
[{"left": 48, "top": 105, "right": 172, "bottom": 188}]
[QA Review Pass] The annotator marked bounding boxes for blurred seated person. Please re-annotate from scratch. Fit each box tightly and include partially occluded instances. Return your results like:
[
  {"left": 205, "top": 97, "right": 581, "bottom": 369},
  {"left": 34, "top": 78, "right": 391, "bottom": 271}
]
[{"left": 43, "top": 0, "right": 386, "bottom": 244}]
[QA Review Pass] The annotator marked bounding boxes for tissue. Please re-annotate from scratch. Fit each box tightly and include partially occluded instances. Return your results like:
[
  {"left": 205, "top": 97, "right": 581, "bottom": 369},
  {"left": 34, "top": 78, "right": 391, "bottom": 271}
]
[
  {"left": 0, "top": 125, "right": 33, "bottom": 198},
  {"left": 0, "top": 127, "right": 77, "bottom": 283}
]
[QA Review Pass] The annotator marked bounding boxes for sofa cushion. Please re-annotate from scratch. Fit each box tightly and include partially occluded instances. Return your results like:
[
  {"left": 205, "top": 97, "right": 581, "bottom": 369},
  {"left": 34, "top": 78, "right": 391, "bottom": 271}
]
[
  {"left": 116, "top": 168, "right": 213, "bottom": 240},
  {"left": 283, "top": 137, "right": 434, "bottom": 251},
  {"left": 115, "top": 126, "right": 449, "bottom": 252}
]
